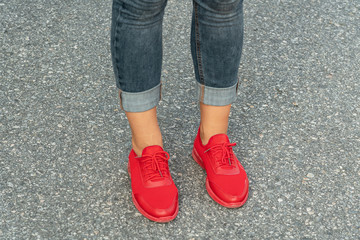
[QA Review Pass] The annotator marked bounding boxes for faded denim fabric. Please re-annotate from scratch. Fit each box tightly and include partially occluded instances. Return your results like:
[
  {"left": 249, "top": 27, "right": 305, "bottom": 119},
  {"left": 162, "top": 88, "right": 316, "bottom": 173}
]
[{"left": 111, "top": 0, "right": 244, "bottom": 112}]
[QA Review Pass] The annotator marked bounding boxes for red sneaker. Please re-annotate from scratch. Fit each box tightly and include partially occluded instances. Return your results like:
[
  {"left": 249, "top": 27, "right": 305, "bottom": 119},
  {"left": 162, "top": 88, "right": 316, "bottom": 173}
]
[
  {"left": 127, "top": 145, "right": 178, "bottom": 222},
  {"left": 192, "top": 127, "right": 249, "bottom": 208}
]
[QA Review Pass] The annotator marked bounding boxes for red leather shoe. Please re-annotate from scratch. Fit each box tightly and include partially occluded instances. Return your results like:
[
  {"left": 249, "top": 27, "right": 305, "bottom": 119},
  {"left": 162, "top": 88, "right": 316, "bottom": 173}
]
[
  {"left": 128, "top": 145, "right": 178, "bottom": 222},
  {"left": 192, "top": 127, "right": 249, "bottom": 208}
]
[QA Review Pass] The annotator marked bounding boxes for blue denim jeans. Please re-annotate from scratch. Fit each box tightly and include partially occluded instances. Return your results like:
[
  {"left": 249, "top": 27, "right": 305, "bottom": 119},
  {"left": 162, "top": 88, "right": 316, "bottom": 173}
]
[{"left": 111, "top": 0, "right": 244, "bottom": 112}]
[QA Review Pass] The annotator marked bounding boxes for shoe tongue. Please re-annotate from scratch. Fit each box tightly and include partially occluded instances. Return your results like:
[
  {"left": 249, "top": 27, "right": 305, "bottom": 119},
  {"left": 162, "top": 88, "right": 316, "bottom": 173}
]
[
  {"left": 141, "top": 145, "right": 164, "bottom": 156},
  {"left": 206, "top": 134, "right": 230, "bottom": 146}
]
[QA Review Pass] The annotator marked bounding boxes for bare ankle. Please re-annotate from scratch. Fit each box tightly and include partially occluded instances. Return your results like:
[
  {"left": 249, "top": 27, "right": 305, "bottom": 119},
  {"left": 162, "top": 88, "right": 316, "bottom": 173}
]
[
  {"left": 199, "top": 103, "right": 231, "bottom": 145},
  {"left": 131, "top": 136, "right": 163, "bottom": 157},
  {"left": 200, "top": 123, "right": 228, "bottom": 145},
  {"left": 131, "top": 140, "right": 143, "bottom": 157},
  {"left": 125, "top": 106, "right": 163, "bottom": 156}
]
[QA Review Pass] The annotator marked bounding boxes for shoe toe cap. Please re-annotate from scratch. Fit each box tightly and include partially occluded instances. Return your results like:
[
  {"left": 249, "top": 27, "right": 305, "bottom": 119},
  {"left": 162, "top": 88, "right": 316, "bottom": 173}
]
[
  {"left": 134, "top": 186, "right": 178, "bottom": 218},
  {"left": 208, "top": 174, "right": 249, "bottom": 204}
]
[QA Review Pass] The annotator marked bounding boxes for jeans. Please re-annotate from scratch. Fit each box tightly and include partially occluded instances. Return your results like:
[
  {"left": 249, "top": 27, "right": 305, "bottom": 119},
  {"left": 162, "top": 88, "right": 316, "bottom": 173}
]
[{"left": 111, "top": 0, "right": 244, "bottom": 112}]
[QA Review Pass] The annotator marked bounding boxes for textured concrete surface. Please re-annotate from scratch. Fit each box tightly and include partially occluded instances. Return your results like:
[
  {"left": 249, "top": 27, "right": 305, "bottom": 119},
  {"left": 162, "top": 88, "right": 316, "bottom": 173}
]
[{"left": 1, "top": 0, "right": 359, "bottom": 239}]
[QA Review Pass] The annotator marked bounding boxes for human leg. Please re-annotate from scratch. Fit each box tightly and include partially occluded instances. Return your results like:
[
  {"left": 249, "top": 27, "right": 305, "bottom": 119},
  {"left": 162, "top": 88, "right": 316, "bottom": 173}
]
[
  {"left": 191, "top": 0, "right": 248, "bottom": 207},
  {"left": 111, "top": 0, "right": 178, "bottom": 222},
  {"left": 125, "top": 107, "right": 163, "bottom": 156},
  {"left": 111, "top": 0, "right": 167, "bottom": 155},
  {"left": 191, "top": 0, "right": 244, "bottom": 144},
  {"left": 199, "top": 103, "right": 231, "bottom": 145}
]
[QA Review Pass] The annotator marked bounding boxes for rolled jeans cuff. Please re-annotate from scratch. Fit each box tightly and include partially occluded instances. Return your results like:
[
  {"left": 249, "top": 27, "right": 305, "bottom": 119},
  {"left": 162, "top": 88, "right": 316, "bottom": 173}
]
[
  {"left": 119, "top": 83, "right": 161, "bottom": 112},
  {"left": 196, "top": 81, "right": 239, "bottom": 106}
]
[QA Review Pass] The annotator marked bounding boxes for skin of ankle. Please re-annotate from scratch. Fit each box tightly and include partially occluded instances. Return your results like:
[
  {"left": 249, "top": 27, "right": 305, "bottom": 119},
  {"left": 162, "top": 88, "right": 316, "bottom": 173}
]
[
  {"left": 200, "top": 103, "right": 231, "bottom": 145},
  {"left": 125, "top": 107, "right": 163, "bottom": 156},
  {"left": 131, "top": 133, "right": 163, "bottom": 156}
]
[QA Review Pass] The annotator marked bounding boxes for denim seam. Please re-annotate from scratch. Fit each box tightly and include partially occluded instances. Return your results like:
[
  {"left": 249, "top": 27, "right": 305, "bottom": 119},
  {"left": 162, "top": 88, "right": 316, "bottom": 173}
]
[
  {"left": 118, "top": 89, "right": 124, "bottom": 111},
  {"left": 194, "top": 0, "right": 205, "bottom": 103},
  {"left": 160, "top": 82, "right": 162, "bottom": 100},
  {"left": 114, "top": 2, "right": 124, "bottom": 110},
  {"left": 113, "top": 2, "right": 125, "bottom": 92}
]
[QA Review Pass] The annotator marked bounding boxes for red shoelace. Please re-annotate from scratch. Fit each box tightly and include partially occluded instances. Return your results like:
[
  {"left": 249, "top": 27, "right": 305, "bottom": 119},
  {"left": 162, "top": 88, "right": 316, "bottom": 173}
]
[
  {"left": 136, "top": 151, "right": 170, "bottom": 181},
  {"left": 204, "top": 142, "right": 237, "bottom": 168}
]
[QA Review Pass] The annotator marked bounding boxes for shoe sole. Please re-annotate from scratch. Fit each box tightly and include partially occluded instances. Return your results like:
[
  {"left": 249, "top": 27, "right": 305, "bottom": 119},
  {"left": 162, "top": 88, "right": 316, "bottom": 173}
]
[
  {"left": 127, "top": 162, "right": 179, "bottom": 223},
  {"left": 192, "top": 147, "right": 249, "bottom": 208}
]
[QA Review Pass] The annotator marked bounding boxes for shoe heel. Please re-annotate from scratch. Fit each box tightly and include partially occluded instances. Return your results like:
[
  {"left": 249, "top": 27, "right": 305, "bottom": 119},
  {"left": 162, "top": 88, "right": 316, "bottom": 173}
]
[{"left": 192, "top": 147, "right": 205, "bottom": 169}]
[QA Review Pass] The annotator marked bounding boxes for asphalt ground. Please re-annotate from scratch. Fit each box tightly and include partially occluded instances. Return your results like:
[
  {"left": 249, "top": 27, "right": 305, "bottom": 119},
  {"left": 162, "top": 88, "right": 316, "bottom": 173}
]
[{"left": 1, "top": 0, "right": 359, "bottom": 239}]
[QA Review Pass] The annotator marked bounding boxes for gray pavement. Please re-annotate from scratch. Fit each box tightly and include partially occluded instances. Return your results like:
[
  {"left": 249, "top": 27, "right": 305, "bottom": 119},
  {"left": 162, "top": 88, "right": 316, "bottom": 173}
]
[{"left": 1, "top": 0, "right": 359, "bottom": 239}]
